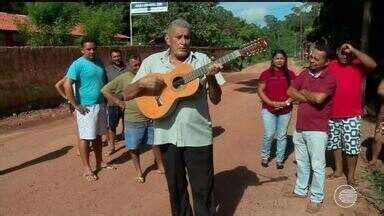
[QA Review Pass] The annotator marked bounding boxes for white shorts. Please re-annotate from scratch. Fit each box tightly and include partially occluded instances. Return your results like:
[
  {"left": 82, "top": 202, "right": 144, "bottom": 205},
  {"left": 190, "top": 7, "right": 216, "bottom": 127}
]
[{"left": 76, "top": 103, "right": 107, "bottom": 140}]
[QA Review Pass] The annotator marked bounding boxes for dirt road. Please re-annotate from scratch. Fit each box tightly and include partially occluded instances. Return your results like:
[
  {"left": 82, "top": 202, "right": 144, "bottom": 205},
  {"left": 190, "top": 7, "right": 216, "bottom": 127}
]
[{"left": 0, "top": 61, "right": 379, "bottom": 215}]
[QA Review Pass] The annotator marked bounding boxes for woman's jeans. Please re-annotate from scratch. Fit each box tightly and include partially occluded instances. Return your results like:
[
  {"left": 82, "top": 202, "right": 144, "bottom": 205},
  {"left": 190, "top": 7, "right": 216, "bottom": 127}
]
[{"left": 261, "top": 109, "right": 291, "bottom": 163}]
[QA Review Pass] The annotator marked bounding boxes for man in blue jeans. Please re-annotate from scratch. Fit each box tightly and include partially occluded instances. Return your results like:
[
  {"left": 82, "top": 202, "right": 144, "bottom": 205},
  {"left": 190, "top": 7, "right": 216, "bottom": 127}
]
[
  {"left": 286, "top": 43, "right": 336, "bottom": 214},
  {"left": 102, "top": 54, "right": 165, "bottom": 183}
]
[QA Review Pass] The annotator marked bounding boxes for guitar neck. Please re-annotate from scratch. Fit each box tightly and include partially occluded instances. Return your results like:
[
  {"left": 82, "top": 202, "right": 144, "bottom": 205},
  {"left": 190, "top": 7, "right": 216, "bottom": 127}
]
[{"left": 182, "top": 50, "right": 241, "bottom": 83}]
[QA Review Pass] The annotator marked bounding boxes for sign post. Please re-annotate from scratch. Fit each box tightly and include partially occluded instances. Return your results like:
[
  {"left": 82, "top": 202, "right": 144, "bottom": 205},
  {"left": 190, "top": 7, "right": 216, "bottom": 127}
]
[{"left": 130, "top": 2, "right": 168, "bottom": 45}]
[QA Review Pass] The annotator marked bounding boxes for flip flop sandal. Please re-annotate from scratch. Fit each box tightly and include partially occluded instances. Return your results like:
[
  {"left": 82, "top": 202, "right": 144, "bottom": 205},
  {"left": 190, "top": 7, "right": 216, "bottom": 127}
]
[
  {"left": 276, "top": 162, "right": 284, "bottom": 169},
  {"left": 326, "top": 173, "right": 343, "bottom": 180},
  {"left": 101, "top": 163, "right": 116, "bottom": 170},
  {"left": 135, "top": 176, "right": 145, "bottom": 184},
  {"left": 347, "top": 180, "right": 358, "bottom": 188},
  {"left": 367, "top": 162, "right": 380, "bottom": 170},
  {"left": 261, "top": 159, "right": 269, "bottom": 168},
  {"left": 104, "top": 150, "right": 114, "bottom": 157},
  {"left": 83, "top": 172, "right": 98, "bottom": 182},
  {"left": 283, "top": 191, "right": 306, "bottom": 199}
]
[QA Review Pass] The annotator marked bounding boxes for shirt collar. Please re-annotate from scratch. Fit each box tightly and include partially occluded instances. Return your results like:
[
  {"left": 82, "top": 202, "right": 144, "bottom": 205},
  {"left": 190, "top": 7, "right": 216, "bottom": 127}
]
[
  {"left": 160, "top": 48, "right": 196, "bottom": 66},
  {"left": 308, "top": 67, "right": 327, "bottom": 79},
  {"left": 112, "top": 63, "right": 126, "bottom": 71}
]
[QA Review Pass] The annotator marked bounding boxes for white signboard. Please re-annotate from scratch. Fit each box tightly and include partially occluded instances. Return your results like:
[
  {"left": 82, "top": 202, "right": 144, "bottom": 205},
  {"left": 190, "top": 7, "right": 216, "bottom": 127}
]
[{"left": 130, "top": 2, "right": 168, "bottom": 14}]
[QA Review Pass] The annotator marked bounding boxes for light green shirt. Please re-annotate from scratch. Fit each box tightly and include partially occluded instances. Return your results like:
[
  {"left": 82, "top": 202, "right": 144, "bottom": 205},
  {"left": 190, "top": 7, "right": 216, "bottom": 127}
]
[
  {"left": 132, "top": 49, "right": 226, "bottom": 147},
  {"left": 102, "top": 71, "right": 148, "bottom": 122}
]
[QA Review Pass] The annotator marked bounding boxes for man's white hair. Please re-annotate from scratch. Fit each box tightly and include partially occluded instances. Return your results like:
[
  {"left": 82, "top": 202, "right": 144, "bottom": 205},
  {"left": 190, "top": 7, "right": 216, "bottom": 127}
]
[{"left": 166, "top": 18, "right": 191, "bottom": 36}]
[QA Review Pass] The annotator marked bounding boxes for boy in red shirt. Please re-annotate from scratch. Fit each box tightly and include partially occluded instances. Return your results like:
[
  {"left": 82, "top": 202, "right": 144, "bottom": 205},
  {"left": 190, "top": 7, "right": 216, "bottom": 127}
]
[{"left": 327, "top": 42, "right": 377, "bottom": 186}]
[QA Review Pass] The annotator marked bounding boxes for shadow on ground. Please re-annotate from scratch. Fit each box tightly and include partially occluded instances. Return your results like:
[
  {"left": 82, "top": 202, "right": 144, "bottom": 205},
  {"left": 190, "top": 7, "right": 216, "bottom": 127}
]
[
  {"left": 214, "top": 166, "right": 288, "bottom": 216},
  {"left": 109, "top": 144, "right": 159, "bottom": 178},
  {"left": 0, "top": 146, "right": 73, "bottom": 175},
  {"left": 213, "top": 126, "right": 225, "bottom": 138},
  {"left": 266, "top": 135, "right": 295, "bottom": 163},
  {"left": 234, "top": 79, "right": 260, "bottom": 94},
  {"left": 109, "top": 145, "right": 152, "bottom": 165}
]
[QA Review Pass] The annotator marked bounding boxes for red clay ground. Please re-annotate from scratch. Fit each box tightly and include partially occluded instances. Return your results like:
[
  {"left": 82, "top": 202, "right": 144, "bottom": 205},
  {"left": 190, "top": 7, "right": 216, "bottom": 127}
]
[{"left": 0, "top": 61, "right": 380, "bottom": 215}]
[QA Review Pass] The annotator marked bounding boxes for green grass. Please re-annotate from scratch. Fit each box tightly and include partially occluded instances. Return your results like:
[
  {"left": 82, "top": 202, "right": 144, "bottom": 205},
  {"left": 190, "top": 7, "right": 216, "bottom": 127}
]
[{"left": 362, "top": 168, "right": 384, "bottom": 201}]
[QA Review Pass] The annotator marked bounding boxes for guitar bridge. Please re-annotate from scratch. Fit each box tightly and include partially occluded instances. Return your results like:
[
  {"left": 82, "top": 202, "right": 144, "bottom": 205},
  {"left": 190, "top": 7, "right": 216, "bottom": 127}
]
[{"left": 155, "top": 96, "right": 163, "bottom": 106}]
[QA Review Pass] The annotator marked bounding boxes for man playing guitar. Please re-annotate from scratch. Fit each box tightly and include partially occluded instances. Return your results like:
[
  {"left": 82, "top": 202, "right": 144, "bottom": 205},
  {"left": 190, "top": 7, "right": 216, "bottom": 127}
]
[{"left": 123, "top": 18, "right": 224, "bottom": 216}]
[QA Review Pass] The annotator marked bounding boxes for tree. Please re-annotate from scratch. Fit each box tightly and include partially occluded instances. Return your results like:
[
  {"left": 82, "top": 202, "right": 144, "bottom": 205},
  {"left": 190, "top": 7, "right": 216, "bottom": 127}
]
[
  {"left": 17, "top": 2, "right": 125, "bottom": 46},
  {"left": 264, "top": 15, "right": 278, "bottom": 27},
  {"left": 78, "top": 2, "right": 131, "bottom": 36},
  {"left": 132, "top": 3, "right": 263, "bottom": 47},
  {"left": 0, "top": 2, "right": 25, "bottom": 13},
  {"left": 77, "top": 4, "right": 124, "bottom": 45},
  {"left": 257, "top": 3, "right": 322, "bottom": 59},
  {"left": 17, "top": 2, "right": 81, "bottom": 46}
]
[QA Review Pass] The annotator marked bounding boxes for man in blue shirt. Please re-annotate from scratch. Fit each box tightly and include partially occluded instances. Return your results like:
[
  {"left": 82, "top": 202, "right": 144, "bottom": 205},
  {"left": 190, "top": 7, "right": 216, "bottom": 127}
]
[{"left": 64, "top": 37, "right": 111, "bottom": 182}]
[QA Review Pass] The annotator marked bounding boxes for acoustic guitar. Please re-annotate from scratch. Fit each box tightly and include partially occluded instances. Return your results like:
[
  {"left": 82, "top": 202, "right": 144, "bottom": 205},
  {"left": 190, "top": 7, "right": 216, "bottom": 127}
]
[{"left": 136, "top": 38, "right": 268, "bottom": 119}]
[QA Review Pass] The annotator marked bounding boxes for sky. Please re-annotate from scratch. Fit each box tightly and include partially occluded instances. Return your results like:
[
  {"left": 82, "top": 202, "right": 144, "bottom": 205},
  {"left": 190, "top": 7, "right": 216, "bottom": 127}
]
[{"left": 219, "top": 2, "right": 304, "bottom": 27}]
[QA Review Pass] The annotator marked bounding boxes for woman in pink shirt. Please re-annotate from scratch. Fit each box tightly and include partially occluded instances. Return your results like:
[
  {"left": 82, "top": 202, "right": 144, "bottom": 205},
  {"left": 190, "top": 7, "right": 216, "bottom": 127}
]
[{"left": 257, "top": 50, "right": 295, "bottom": 169}]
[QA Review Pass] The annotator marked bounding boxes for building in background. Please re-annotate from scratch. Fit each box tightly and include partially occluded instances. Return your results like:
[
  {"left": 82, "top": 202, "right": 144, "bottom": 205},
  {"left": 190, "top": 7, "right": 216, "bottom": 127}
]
[
  {"left": 0, "top": 12, "right": 129, "bottom": 46},
  {"left": 0, "top": 12, "right": 26, "bottom": 46}
]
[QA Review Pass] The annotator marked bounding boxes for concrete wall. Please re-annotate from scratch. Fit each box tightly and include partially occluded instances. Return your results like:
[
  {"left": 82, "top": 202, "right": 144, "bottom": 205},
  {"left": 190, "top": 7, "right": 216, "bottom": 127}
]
[{"left": 0, "top": 45, "right": 231, "bottom": 116}]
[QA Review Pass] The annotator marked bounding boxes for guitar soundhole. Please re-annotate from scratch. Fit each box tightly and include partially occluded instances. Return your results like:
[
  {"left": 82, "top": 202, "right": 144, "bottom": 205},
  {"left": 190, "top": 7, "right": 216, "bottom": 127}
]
[{"left": 172, "top": 76, "right": 185, "bottom": 89}]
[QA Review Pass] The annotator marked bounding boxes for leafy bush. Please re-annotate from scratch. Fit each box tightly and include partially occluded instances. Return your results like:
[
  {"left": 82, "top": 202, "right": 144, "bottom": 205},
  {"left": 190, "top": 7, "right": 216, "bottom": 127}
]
[
  {"left": 363, "top": 168, "right": 384, "bottom": 201},
  {"left": 18, "top": 2, "right": 80, "bottom": 46},
  {"left": 18, "top": 3, "right": 125, "bottom": 46},
  {"left": 78, "top": 4, "right": 124, "bottom": 45}
]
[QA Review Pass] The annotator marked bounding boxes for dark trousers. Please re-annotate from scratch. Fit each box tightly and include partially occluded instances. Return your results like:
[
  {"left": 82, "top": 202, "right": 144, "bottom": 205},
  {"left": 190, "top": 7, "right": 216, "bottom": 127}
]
[{"left": 160, "top": 144, "right": 215, "bottom": 216}]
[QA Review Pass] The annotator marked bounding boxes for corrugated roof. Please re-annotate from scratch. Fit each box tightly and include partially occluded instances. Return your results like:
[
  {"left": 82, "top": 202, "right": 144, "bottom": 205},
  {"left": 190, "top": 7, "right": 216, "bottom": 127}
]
[
  {"left": 0, "top": 12, "right": 28, "bottom": 31},
  {"left": 69, "top": 25, "right": 129, "bottom": 39}
]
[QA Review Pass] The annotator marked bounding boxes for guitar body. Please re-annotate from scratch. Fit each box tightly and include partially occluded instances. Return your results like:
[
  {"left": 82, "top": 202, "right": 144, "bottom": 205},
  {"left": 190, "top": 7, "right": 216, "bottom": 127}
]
[{"left": 135, "top": 63, "right": 200, "bottom": 119}]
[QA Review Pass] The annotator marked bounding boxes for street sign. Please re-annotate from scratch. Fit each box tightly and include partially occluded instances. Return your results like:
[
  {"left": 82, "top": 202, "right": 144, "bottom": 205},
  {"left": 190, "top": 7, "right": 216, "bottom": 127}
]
[
  {"left": 129, "top": 2, "right": 168, "bottom": 45},
  {"left": 130, "top": 2, "right": 168, "bottom": 14}
]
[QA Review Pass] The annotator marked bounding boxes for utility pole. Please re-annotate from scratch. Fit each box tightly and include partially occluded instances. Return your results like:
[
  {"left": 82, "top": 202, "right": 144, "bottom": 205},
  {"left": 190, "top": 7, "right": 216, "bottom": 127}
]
[
  {"left": 361, "top": 0, "right": 372, "bottom": 52},
  {"left": 129, "top": 2, "right": 168, "bottom": 46},
  {"left": 299, "top": 7, "right": 303, "bottom": 62},
  {"left": 130, "top": 11, "right": 133, "bottom": 46},
  {"left": 360, "top": 0, "right": 373, "bottom": 115}
]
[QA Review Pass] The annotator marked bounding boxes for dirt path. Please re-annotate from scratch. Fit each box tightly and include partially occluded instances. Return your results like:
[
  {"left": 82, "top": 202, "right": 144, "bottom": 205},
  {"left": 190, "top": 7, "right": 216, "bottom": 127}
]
[{"left": 0, "top": 62, "right": 379, "bottom": 215}]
